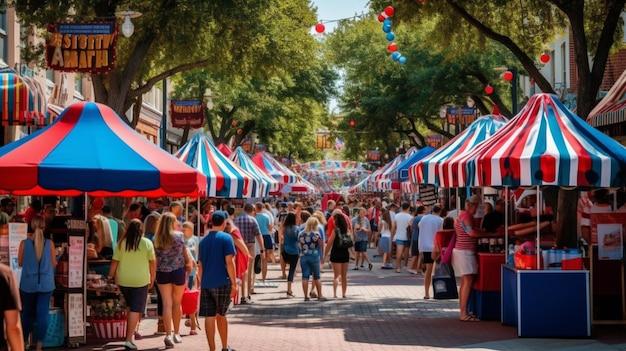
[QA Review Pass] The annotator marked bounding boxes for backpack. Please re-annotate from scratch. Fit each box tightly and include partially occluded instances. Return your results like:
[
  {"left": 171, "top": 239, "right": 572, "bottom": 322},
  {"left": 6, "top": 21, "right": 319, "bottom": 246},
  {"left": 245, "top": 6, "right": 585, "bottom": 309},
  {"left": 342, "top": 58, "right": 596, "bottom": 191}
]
[{"left": 334, "top": 228, "right": 354, "bottom": 249}]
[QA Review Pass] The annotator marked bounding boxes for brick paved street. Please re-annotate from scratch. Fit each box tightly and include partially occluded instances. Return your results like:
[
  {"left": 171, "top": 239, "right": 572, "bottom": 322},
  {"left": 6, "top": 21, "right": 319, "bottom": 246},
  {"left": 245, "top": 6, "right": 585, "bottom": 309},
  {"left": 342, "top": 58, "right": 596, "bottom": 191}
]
[{"left": 81, "top": 250, "right": 626, "bottom": 351}]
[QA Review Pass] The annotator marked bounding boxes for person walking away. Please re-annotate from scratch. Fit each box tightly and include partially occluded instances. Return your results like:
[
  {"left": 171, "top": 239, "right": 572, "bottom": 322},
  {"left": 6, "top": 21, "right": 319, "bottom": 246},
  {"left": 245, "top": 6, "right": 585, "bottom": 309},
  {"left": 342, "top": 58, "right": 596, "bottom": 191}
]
[
  {"left": 108, "top": 219, "right": 156, "bottom": 350},
  {"left": 142, "top": 212, "right": 163, "bottom": 335},
  {"left": 154, "top": 213, "right": 193, "bottom": 348},
  {"left": 324, "top": 213, "right": 353, "bottom": 298},
  {"left": 254, "top": 203, "right": 274, "bottom": 282},
  {"left": 379, "top": 210, "right": 394, "bottom": 269},
  {"left": 298, "top": 217, "right": 324, "bottom": 301},
  {"left": 352, "top": 208, "right": 372, "bottom": 271},
  {"left": 393, "top": 203, "right": 413, "bottom": 273},
  {"left": 408, "top": 206, "right": 426, "bottom": 274},
  {"left": 17, "top": 216, "right": 55, "bottom": 351},
  {"left": 225, "top": 207, "right": 251, "bottom": 304},
  {"left": 312, "top": 211, "right": 327, "bottom": 265},
  {"left": 197, "top": 211, "right": 237, "bottom": 351},
  {"left": 234, "top": 204, "right": 262, "bottom": 303},
  {"left": 0, "top": 262, "right": 23, "bottom": 351},
  {"left": 182, "top": 221, "right": 200, "bottom": 335},
  {"left": 368, "top": 200, "right": 382, "bottom": 249},
  {"left": 279, "top": 213, "right": 300, "bottom": 297},
  {"left": 418, "top": 206, "right": 443, "bottom": 299},
  {"left": 276, "top": 203, "right": 289, "bottom": 279},
  {"left": 102, "top": 205, "right": 123, "bottom": 250},
  {"left": 452, "top": 196, "right": 481, "bottom": 322}
]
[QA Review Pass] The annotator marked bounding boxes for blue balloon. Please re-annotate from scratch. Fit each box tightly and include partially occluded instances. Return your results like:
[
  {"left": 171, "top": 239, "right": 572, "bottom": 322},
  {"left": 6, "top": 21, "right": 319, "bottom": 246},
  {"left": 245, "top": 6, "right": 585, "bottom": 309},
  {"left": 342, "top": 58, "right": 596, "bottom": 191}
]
[
  {"left": 382, "top": 24, "right": 392, "bottom": 33},
  {"left": 391, "top": 52, "right": 401, "bottom": 61},
  {"left": 383, "top": 18, "right": 392, "bottom": 26},
  {"left": 386, "top": 32, "right": 395, "bottom": 41},
  {"left": 399, "top": 56, "right": 407, "bottom": 64}
]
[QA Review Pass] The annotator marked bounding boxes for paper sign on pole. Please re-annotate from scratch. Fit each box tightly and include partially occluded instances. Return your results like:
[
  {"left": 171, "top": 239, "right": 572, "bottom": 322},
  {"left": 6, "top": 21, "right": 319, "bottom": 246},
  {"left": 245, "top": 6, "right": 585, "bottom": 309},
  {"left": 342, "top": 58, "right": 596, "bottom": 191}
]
[{"left": 8, "top": 223, "right": 27, "bottom": 285}]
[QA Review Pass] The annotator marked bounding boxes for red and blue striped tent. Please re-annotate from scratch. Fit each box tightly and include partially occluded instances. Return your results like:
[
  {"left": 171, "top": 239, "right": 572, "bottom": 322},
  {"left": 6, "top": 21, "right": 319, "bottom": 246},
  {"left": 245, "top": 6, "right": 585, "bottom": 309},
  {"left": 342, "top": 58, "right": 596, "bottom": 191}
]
[
  {"left": 217, "top": 143, "right": 233, "bottom": 157},
  {"left": 0, "top": 68, "right": 48, "bottom": 126},
  {"left": 252, "top": 151, "right": 299, "bottom": 185},
  {"left": 176, "top": 134, "right": 261, "bottom": 198},
  {"left": 280, "top": 175, "right": 317, "bottom": 194},
  {"left": 230, "top": 147, "right": 279, "bottom": 196},
  {"left": 409, "top": 114, "right": 508, "bottom": 187},
  {"left": 0, "top": 102, "right": 206, "bottom": 196},
  {"left": 455, "top": 94, "right": 626, "bottom": 187}
]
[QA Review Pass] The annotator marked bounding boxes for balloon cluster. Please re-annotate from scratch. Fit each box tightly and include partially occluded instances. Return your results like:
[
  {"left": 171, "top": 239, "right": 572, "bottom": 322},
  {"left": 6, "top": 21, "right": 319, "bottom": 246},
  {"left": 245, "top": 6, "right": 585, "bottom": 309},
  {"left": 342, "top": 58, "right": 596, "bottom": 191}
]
[{"left": 378, "top": 6, "right": 406, "bottom": 64}]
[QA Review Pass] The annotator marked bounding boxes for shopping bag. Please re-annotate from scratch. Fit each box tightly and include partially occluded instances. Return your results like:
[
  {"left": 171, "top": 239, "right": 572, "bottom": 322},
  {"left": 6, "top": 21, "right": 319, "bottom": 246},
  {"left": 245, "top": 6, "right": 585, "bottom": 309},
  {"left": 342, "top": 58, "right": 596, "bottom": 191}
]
[
  {"left": 254, "top": 254, "right": 262, "bottom": 274},
  {"left": 432, "top": 263, "right": 458, "bottom": 300},
  {"left": 181, "top": 288, "right": 200, "bottom": 315}
]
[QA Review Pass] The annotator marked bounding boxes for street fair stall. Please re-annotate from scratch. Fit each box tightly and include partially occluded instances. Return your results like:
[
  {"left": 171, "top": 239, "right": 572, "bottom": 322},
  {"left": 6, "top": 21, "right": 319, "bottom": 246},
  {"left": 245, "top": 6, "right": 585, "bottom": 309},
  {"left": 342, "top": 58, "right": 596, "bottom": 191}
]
[
  {"left": 409, "top": 114, "right": 509, "bottom": 318},
  {"left": 294, "top": 160, "right": 370, "bottom": 193},
  {"left": 252, "top": 151, "right": 302, "bottom": 194},
  {"left": 230, "top": 146, "right": 279, "bottom": 195},
  {"left": 217, "top": 143, "right": 233, "bottom": 158},
  {"left": 177, "top": 133, "right": 264, "bottom": 198},
  {"left": 456, "top": 94, "right": 626, "bottom": 337},
  {"left": 0, "top": 102, "right": 206, "bottom": 346}
]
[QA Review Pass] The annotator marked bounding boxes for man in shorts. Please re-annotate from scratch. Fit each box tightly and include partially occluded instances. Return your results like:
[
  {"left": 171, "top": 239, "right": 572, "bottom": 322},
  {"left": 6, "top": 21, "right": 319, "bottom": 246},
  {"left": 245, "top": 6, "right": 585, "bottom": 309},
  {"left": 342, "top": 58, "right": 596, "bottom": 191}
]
[
  {"left": 198, "top": 211, "right": 237, "bottom": 351},
  {"left": 233, "top": 204, "right": 262, "bottom": 303},
  {"left": 255, "top": 203, "right": 274, "bottom": 281}
]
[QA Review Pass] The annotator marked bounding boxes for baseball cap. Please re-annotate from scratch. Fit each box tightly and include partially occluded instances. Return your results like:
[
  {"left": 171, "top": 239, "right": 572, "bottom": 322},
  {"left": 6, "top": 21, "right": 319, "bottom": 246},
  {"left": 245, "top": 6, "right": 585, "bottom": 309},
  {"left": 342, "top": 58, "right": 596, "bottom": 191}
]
[{"left": 211, "top": 210, "right": 228, "bottom": 226}]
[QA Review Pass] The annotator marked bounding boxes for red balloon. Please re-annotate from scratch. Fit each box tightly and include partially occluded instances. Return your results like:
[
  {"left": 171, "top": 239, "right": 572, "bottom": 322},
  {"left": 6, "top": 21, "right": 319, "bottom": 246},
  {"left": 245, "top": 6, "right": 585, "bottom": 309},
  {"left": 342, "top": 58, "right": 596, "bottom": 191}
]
[
  {"left": 540, "top": 53, "right": 551, "bottom": 64},
  {"left": 484, "top": 84, "right": 494, "bottom": 95},
  {"left": 502, "top": 70, "right": 513, "bottom": 81},
  {"left": 384, "top": 6, "right": 395, "bottom": 16},
  {"left": 315, "top": 22, "right": 325, "bottom": 33},
  {"left": 349, "top": 119, "right": 356, "bottom": 128},
  {"left": 387, "top": 42, "right": 398, "bottom": 53},
  {"left": 378, "top": 14, "right": 385, "bottom": 22}
]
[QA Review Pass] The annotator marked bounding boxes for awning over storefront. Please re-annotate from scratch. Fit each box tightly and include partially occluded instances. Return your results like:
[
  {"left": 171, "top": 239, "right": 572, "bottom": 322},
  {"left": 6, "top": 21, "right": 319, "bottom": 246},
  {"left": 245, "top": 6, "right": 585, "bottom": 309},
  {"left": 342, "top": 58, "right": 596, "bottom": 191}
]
[
  {"left": 0, "top": 68, "right": 47, "bottom": 126},
  {"left": 588, "top": 69, "right": 626, "bottom": 127}
]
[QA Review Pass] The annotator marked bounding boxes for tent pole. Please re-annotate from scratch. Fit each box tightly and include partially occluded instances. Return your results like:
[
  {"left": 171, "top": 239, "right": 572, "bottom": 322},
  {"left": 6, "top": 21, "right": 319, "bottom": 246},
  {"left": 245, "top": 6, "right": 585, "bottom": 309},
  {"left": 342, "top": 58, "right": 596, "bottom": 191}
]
[
  {"left": 197, "top": 197, "right": 201, "bottom": 235},
  {"left": 84, "top": 193, "right": 88, "bottom": 221},
  {"left": 505, "top": 186, "right": 509, "bottom": 265},
  {"left": 185, "top": 197, "right": 189, "bottom": 220},
  {"left": 536, "top": 186, "right": 541, "bottom": 270}
]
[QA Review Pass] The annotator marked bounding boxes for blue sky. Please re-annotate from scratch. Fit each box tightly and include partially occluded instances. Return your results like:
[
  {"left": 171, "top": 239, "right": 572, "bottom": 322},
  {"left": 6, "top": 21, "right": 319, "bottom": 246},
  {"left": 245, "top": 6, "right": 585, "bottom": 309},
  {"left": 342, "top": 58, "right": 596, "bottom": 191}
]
[{"left": 311, "top": 0, "right": 370, "bottom": 33}]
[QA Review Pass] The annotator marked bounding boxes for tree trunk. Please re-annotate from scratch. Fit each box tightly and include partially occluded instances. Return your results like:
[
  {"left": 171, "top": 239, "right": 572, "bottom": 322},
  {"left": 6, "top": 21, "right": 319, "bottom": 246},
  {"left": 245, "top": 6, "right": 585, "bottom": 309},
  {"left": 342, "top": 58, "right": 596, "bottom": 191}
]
[{"left": 555, "top": 189, "right": 579, "bottom": 248}]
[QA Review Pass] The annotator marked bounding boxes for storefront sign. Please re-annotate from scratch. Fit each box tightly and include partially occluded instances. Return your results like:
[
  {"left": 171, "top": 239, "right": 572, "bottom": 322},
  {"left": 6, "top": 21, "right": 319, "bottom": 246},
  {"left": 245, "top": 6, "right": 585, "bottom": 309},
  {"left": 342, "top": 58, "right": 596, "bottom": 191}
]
[
  {"left": 68, "top": 293, "right": 85, "bottom": 337},
  {"left": 8, "top": 223, "right": 27, "bottom": 286},
  {"left": 46, "top": 22, "right": 117, "bottom": 73},
  {"left": 68, "top": 236, "right": 85, "bottom": 288},
  {"left": 170, "top": 100, "right": 205, "bottom": 128}
]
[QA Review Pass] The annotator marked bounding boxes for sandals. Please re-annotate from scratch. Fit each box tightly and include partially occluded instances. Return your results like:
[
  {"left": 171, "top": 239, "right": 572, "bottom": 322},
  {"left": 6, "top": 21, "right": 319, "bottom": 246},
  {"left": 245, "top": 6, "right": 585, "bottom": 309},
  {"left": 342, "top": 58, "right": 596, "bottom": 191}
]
[
  {"left": 368, "top": 263, "right": 373, "bottom": 271},
  {"left": 286, "top": 291, "right": 295, "bottom": 297},
  {"left": 460, "top": 315, "right": 480, "bottom": 322}
]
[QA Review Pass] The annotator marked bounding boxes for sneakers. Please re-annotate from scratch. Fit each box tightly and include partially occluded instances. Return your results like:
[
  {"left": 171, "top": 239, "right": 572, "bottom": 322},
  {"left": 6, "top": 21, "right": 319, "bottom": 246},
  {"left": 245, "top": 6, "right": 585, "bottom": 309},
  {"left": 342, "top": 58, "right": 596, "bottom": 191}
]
[
  {"left": 124, "top": 341, "right": 138, "bottom": 350},
  {"left": 173, "top": 334, "right": 183, "bottom": 343},
  {"left": 164, "top": 335, "right": 174, "bottom": 349}
]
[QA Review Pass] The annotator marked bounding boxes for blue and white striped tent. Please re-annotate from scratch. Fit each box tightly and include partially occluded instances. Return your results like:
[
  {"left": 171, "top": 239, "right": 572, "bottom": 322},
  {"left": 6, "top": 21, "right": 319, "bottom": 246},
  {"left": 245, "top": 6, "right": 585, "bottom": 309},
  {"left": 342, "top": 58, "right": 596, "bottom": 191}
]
[{"left": 230, "top": 146, "right": 279, "bottom": 196}]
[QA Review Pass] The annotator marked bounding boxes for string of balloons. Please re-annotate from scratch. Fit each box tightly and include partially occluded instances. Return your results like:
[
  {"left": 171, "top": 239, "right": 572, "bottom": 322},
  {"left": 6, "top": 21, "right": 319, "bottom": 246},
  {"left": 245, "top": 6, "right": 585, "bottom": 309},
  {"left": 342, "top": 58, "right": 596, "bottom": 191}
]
[{"left": 377, "top": 6, "right": 406, "bottom": 64}]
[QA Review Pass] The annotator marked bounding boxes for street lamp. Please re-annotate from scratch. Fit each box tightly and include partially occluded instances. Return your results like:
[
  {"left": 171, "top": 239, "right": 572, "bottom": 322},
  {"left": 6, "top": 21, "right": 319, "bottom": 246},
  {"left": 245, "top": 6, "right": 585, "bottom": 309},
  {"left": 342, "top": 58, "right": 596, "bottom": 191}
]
[{"left": 115, "top": 11, "right": 142, "bottom": 38}]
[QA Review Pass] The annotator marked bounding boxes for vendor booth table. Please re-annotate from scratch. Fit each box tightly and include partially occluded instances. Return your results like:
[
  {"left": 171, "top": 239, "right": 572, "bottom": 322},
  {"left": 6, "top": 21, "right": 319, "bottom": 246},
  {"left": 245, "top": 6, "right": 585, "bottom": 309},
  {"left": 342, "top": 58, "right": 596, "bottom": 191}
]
[{"left": 501, "top": 265, "right": 591, "bottom": 337}]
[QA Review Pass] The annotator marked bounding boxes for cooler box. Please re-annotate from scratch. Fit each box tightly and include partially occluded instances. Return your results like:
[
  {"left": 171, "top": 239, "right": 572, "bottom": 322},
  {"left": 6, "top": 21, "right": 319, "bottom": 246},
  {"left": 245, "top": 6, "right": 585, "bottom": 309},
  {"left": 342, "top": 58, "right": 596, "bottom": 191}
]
[
  {"left": 468, "top": 289, "right": 501, "bottom": 321},
  {"left": 43, "top": 308, "right": 65, "bottom": 348},
  {"left": 473, "top": 253, "right": 505, "bottom": 292}
]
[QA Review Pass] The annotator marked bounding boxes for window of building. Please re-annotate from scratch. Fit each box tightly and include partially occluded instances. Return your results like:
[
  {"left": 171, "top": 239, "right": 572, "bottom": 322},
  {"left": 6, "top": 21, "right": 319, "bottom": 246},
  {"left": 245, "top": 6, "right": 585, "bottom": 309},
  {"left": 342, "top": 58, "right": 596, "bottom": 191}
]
[
  {"left": 0, "top": 11, "right": 7, "bottom": 64},
  {"left": 561, "top": 42, "right": 567, "bottom": 88},
  {"left": 74, "top": 73, "right": 83, "bottom": 96}
]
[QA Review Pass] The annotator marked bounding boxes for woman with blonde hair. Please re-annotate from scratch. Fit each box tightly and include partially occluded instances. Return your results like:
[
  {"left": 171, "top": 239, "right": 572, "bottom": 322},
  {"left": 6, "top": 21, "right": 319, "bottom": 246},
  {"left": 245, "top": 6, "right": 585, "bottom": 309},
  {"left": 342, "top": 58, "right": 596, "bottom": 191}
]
[
  {"left": 18, "top": 215, "right": 56, "bottom": 351},
  {"left": 143, "top": 213, "right": 161, "bottom": 242},
  {"left": 92, "top": 214, "right": 114, "bottom": 258},
  {"left": 154, "top": 212, "right": 192, "bottom": 348}
]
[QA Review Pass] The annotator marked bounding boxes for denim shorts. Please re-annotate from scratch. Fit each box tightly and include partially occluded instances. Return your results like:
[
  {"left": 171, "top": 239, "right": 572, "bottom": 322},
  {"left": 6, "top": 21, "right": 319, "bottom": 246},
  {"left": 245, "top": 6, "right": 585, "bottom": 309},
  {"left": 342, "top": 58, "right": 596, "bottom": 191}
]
[
  {"left": 300, "top": 254, "right": 321, "bottom": 280},
  {"left": 156, "top": 267, "right": 186, "bottom": 286},
  {"left": 395, "top": 239, "right": 410, "bottom": 246},
  {"left": 262, "top": 235, "right": 274, "bottom": 250},
  {"left": 120, "top": 285, "right": 149, "bottom": 313},
  {"left": 354, "top": 241, "right": 368, "bottom": 252}
]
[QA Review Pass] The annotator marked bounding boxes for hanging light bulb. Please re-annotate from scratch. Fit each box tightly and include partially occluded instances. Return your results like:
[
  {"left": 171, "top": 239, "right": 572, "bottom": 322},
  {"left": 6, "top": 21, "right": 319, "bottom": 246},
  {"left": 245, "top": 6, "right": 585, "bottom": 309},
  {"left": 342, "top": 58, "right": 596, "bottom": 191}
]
[{"left": 121, "top": 15, "right": 134, "bottom": 37}]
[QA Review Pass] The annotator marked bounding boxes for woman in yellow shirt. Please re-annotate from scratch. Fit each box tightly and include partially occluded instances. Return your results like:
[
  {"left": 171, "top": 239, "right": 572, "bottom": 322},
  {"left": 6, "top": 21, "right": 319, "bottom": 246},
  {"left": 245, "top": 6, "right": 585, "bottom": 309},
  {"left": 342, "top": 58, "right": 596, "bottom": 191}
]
[{"left": 109, "top": 219, "right": 156, "bottom": 350}]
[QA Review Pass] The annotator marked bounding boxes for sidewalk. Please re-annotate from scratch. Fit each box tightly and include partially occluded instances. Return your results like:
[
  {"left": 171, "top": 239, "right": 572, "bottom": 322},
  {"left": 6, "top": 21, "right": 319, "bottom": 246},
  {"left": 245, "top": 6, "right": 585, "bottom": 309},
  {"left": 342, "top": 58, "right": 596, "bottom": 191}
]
[{"left": 79, "top": 250, "right": 626, "bottom": 350}]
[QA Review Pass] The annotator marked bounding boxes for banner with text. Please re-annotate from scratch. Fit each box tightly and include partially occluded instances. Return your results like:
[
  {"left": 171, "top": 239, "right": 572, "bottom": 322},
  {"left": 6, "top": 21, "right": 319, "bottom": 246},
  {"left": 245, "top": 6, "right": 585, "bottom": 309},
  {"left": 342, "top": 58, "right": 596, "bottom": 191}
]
[{"left": 170, "top": 100, "right": 205, "bottom": 129}]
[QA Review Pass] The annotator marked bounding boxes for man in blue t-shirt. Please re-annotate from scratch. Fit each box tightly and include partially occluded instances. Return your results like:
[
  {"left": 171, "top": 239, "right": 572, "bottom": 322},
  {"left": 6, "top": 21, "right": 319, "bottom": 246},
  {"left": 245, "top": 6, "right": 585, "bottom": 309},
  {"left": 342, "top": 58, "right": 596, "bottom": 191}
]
[{"left": 198, "top": 211, "right": 236, "bottom": 351}]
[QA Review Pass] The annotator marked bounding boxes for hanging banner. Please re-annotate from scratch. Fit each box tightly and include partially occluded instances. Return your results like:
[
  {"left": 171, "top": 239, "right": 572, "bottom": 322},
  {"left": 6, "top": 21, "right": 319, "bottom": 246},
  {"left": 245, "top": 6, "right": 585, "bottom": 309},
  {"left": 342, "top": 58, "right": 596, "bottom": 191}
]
[
  {"left": 170, "top": 99, "right": 205, "bottom": 129},
  {"left": 367, "top": 150, "right": 381, "bottom": 162},
  {"left": 46, "top": 22, "right": 118, "bottom": 73}
]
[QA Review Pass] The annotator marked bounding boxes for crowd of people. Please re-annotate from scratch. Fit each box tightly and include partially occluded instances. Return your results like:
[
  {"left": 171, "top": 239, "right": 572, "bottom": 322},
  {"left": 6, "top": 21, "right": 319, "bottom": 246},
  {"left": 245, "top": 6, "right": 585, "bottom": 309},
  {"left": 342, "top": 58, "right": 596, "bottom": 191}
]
[{"left": 0, "top": 189, "right": 624, "bottom": 350}]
